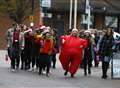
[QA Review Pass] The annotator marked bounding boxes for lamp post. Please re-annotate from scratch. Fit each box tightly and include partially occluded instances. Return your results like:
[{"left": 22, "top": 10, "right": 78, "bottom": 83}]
[
  {"left": 32, "top": 0, "right": 34, "bottom": 15},
  {"left": 30, "top": 0, "right": 34, "bottom": 26},
  {"left": 74, "top": 0, "right": 78, "bottom": 29},
  {"left": 69, "top": 0, "right": 73, "bottom": 30}
]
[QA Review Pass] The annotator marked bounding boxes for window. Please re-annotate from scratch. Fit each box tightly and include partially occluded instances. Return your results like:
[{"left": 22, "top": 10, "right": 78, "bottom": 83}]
[{"left": 105, "top": 16, "right": 118, "bottom": 31}]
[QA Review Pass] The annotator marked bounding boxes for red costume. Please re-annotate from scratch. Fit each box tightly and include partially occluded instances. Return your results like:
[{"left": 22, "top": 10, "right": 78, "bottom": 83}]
[{"left": 59, "top": 35, "right": 88, "bottom": 76}]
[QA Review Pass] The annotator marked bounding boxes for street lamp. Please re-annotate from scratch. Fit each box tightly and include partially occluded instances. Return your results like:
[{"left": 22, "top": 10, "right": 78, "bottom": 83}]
[
  {"left": 32, "top": 0, "right": 34, "bottom": 15},
  {"left": 69, "top": 0, "right": 73, "bottom": 30},
  {"left": 74, "top": 0, "right": 78, "bottom": 29},
  {"left": 30, "top": 0, "right": 34, "bottom": 26}
]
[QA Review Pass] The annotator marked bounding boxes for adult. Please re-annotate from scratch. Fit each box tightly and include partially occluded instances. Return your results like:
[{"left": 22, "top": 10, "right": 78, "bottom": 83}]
[
  {"left": 99, "top": 28, "right": 114, "bottom": 79},
  {"left": 59, "top": 28, "right": 88, "bottom": 77}
]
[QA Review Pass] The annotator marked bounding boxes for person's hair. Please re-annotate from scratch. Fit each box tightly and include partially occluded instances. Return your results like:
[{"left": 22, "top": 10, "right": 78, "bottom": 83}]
[
  {"left": 105, "top": 27, "right": 113, "bottom": 37},
  {"left": 12, "top": 23, "right": 16, "bottom": 26}
]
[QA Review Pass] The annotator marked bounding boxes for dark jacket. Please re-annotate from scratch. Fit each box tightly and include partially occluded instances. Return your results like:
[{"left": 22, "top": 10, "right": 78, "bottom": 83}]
[{"left": 99, "top": 35, "right": 114, "bottom": 56}]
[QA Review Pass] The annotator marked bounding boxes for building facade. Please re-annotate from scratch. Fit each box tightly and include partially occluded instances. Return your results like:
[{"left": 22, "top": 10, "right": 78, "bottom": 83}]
[{"left": 41, "top": 0, "right": 120, "bottom": 35}]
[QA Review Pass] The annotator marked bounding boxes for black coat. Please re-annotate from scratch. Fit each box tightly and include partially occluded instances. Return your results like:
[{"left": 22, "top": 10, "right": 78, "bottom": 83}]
[{"left": 99, "top": 35, "right": 114, "bottom": 56}]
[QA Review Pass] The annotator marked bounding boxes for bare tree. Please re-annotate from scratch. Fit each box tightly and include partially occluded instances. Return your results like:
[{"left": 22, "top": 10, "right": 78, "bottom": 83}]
[{"left": 0, "top": 0, "right": 38, "bottom": 24}]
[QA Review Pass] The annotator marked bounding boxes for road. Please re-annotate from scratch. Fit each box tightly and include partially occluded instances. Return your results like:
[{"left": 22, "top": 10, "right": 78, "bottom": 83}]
[{"left": 0, "top": 50, "right": 120, "bottom": 88}]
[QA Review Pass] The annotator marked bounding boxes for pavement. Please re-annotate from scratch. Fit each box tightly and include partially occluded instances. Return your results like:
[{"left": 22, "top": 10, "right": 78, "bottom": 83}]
[{"left": 0, "top": 50, "right": 120, "bottom": 88}]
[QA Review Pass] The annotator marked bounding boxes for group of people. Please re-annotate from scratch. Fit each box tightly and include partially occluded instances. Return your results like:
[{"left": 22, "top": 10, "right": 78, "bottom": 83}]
[
  {"left": 6, "top": 23, "right": 59, "bottom": 76},
  {"left": 6, "top": 23, "right": 118, "bottom": 79},
  {"left": 60, "top": 27, "right": 119, "bottom": 79}
]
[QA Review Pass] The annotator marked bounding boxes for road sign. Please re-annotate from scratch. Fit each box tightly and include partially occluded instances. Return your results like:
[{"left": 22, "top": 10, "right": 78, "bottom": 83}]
[
  {"left": 41, "top": 0, "right": 51, "bottom": 8},
  {"left": 111, "top": 52, "right": 120, "bottom": 79}
]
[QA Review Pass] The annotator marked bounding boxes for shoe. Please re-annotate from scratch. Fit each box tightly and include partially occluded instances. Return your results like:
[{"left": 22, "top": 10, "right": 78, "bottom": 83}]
[
  {"left": 21, "top": 65, "right": 23, "bottom": 70},
  {"left": 11, "top": 69, "right": 15, "bottom": 72},
  {"left": 101, "top": 75, "right": 104, "bottom": 79},
  {"left": 52, "top": 66, "right": 56, "bottom": 69},
  {"left": 71, "top": 74, "right": 74, "bottom": 78},
  {"left": 16, "top": 67, "right": 19, "bottom": 71},
  {"left": 21, "top": 67, "right": 23, "bottom": 70},
  {"left": 84, "top": 72, "right": 87, "bottom": 76},
  {"left": 39, "top": 71, "right": 42, "bottom": 75},
  {"left": 101, "top": 75, "right": 108, "bottom": 79},
  {"left": 42, "top": 70, "right": 46, "bottom": 75},
  {"left": 64, "top": 71, "right": 68, "bottom": 76},
  {"left": 27, "top": 68, "right": 33, "bottom": 72},
  {"left": 104, "top": 75, "right": 108, "bottom": 79},
  {"left": 88, "top": 70, "right": 91, "bottom": 75}
]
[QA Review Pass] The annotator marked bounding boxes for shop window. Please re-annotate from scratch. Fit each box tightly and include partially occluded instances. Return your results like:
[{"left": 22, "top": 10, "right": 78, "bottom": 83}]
[{"left": 105, "top": 16, "right": 118, "bottom": 31}]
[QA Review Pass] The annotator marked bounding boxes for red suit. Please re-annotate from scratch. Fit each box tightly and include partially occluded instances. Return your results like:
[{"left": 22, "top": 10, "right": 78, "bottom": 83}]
[{"left": 59, "top": 35, "right": 88, "bottom": 76}]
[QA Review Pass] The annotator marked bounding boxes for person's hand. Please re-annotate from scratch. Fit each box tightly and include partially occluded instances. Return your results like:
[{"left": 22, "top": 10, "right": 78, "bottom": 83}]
[
  {"left": 80, "top": 45, "right": 83, "bottom": 48},
  {"left": 48, "top": 51, "right": 52, "bottom": 55},
  {"left": 62, "top": 39, "right": 65, "bottom": 44},
  {"left": 21, "top": 46, "right": 24, "bottom": 50},
  {"left": 40, "top": 48, "right": 43, "bottom": 53},
  {"left": 7, "top": 45, "right": 10, "bottom": 48}
]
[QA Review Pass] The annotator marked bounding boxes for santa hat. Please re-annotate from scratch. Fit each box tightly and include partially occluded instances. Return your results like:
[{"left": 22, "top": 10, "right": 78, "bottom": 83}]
[
  {"left": 46, "top": 26, "right": 51, "bottom": 30},
  {"left": 42, "top": 29, "right": 50, "bottom": 34},
  {"left": 84, "top": 30, "right": 91, "bottom": 33},
  {"left": 40, "top": 25, "right": 46, "bottom": 29},
  {"left": 72, "top": 28, "right": 78, "bottom": 32}
]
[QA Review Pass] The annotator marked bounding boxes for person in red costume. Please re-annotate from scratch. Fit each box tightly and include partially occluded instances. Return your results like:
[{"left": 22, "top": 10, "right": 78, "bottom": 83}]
[{"left": 59, "top": 28, "right": 88, "bottom": 77}]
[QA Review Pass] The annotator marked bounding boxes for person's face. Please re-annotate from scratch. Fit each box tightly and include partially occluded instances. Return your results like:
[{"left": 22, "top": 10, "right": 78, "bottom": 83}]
[
  {"left": 71, "top": 30, "right": 78, "bottom": 36},
  {"left": 107, "top": 28, "right": 112, "bottom": 36},
  {"left": 16, "top": 26, "right": 21, "bottom": 31},
  {"left": 46, "top": 32, "right": 51, "bottom": 39},
  {"left": 85, "top": 32, "right": 90, "bottom": 37}
]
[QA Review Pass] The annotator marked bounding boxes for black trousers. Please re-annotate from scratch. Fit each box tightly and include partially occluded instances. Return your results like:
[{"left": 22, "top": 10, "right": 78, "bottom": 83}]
[
  {"left": 7, "top": 47, "right": 12, "bottom": 59},
  {"left": 21, "top": 49, "right": 25, "bottom": 69},
  {"left": 24, "top": 49, "right": 32, "bottom": 70},
  {"left": 83, "top": 58, "right": 92, "bottom": 75},
  {"left": 11, "top": 48, "right": 20, "bottom": 69},
  {"left": 102, "top": 61, "right": 109, "bottom": 77},
  {"left": 7, "top": 47, "right": 12, "bottom": 68},
  {"left": 31, "top": 51, "right": 39, "bottom": 68},
  {"left": 51, "top": 54, "right": 56, "bottom": 68},
  {"left": 39, "top": 54, "right": 51, "bottom": 74}
]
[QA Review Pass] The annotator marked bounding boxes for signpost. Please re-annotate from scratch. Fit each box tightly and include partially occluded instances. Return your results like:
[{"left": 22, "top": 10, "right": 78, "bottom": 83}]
[
  {"left": 111, "top": 52, "right": 120, "bottom": 79},
  {"left": 40, "top": 0, "right": 52, "bottom": 25},
  {"left": 41, "top": 0, "right": 51, "bottom": 8}
]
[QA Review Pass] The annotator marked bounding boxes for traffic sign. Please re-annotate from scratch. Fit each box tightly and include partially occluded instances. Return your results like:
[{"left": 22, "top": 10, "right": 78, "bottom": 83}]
[{"left": 41, "top": 0, "right": 51, "bottom": 8}]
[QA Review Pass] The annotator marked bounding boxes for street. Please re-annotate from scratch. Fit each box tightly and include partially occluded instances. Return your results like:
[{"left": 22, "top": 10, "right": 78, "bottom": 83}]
[{"left": 0, "top": 50, "right": 120, "bottom": 88}]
